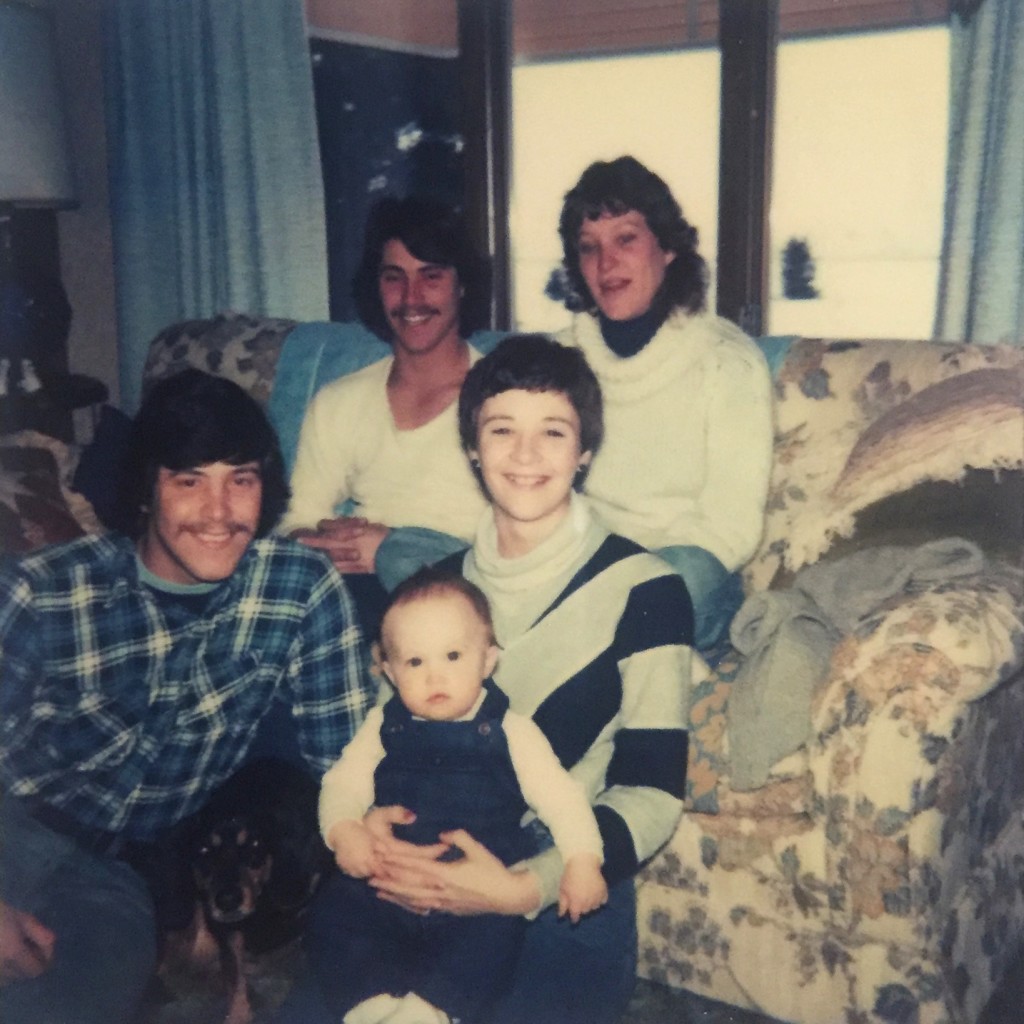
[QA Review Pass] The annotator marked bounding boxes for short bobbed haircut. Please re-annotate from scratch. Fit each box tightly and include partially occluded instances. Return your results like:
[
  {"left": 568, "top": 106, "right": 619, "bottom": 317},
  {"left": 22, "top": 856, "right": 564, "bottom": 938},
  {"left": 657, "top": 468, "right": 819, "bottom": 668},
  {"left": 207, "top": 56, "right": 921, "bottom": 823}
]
[
  {"left": 458, "top": 334, "right": 604, "bottom": 474},
  {"left": 352, "top": 195, "right": 490, "bottom": 340},
  {"left": 380, "top": 566, "right": 495, "bottom": 655},
  {"left": 116, "top": 368, "right": 290, "bottom": 540},
  {"left": 558, "top": 155, "right": 708, "bottom": 316}
]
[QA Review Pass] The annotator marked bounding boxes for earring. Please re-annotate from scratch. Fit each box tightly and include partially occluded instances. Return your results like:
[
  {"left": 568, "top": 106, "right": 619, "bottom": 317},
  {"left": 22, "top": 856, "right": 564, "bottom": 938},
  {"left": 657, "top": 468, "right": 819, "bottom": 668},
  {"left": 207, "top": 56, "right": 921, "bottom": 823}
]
[{"left": 470, "top": 458, "right": 481, "bottom": 470}]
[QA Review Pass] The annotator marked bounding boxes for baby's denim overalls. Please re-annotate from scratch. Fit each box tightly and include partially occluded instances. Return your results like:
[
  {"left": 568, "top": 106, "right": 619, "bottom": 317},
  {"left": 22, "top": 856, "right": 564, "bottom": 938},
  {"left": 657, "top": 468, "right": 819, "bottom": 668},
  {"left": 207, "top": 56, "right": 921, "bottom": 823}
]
[{"left": 311, "top": 678, "right": 535, "bottom": 1023}]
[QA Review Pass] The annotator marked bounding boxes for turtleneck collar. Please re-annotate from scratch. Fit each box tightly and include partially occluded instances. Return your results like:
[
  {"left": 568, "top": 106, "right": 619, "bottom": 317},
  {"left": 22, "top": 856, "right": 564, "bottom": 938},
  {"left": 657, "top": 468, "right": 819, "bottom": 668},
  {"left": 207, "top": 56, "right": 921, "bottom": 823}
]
[
  {"left": 568, "top": 307, "right": 721, "bottom": 402},
  {"left": 598, "top": 301, "right": 667, "bottom": 358},
  {"left": 464, "top": 494, "right": 607, "bottom": 647},
  {"left": 596, "top": 290, "right": 673, "bottom": 357}
]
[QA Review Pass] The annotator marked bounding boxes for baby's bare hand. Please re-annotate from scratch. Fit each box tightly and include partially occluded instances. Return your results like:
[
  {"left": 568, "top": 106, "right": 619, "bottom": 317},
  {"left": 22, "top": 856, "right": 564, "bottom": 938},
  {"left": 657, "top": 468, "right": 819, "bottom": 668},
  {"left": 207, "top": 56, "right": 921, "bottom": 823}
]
[
  {"left": 557, "top": 854, "right": 608, "bottom": 924},
  {"left": 328, "top": 820, "right": 378, "bottom": 879}
]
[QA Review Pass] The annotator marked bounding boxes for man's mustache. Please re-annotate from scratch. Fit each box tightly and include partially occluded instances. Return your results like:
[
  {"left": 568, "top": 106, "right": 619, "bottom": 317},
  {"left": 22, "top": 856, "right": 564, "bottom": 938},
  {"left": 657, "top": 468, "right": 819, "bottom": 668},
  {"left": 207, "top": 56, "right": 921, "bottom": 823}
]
[
  {"left": 390, "top": 305, "right": 439, "bottom": 319},
  {"left": 181, "top": 522, "right": 254, "bottom": 536}
]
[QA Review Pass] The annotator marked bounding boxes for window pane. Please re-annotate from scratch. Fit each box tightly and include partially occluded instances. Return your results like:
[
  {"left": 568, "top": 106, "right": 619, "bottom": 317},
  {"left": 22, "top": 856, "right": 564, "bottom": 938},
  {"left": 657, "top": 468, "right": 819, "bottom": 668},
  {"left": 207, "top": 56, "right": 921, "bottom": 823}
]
[
  {"left": 511, "top": 50, "right": 720, "bottom": 332},
  {"left": 768, "top": 27, "right": 950, "bottom": 339}
]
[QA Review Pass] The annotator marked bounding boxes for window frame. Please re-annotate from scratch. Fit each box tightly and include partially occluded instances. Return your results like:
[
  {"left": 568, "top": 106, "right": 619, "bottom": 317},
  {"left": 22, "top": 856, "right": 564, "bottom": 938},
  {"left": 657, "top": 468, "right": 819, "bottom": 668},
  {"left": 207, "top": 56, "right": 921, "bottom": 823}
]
[{"left": 458, "top": 0, "right": 951, "bottom": 333}]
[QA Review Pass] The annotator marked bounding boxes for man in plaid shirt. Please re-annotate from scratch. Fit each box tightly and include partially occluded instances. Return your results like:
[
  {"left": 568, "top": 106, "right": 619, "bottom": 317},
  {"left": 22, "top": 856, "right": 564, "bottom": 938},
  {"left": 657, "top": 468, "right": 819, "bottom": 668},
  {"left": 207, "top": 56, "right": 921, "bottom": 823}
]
[{"left": 0, "top": 369, "right": 374, "bottom": 1024}]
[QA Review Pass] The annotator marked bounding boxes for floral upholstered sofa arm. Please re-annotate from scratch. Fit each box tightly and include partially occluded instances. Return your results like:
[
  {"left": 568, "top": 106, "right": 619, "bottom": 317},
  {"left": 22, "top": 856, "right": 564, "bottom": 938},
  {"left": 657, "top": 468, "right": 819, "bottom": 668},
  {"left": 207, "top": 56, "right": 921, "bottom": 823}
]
[
  {"left": 639, "top": 337, "right": 1022, "bottom": 1024},
  {"left": 809, "top": 564, "right": 1023, "bottom": 857},
  {"left": 806, "top": 566, "right": 1024, "bottom": 1011}
]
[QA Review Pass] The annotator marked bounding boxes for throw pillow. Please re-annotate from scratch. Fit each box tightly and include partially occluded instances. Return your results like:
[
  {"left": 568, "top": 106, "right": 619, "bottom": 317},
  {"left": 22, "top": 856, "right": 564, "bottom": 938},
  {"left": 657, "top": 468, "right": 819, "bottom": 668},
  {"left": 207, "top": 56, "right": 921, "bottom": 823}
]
[
  {"left": 746, "top": 340, "right": 1024, "bottom": 590},
  {"left": 0, "top": 444, "right": 84, "bottom": 554}
]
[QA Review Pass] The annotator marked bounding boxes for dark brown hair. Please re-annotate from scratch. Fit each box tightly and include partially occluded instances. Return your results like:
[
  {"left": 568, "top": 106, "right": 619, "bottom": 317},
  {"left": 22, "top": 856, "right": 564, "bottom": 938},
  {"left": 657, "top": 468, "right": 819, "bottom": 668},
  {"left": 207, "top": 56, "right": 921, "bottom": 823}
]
[
  {"left": 379, "top": 566, "right": 495, "bottom": 657},
  {"left": 558, "top": 155, "right": 707, "bottom": 316},
  {"left": 352, "top": 195, "right": 489, "bottom": 339},
  {"left": 457, "top": 334, "right": 604, "bottom": 481},
  {"left": 116, "top": 369, "right": 289, "bottom": 540}
]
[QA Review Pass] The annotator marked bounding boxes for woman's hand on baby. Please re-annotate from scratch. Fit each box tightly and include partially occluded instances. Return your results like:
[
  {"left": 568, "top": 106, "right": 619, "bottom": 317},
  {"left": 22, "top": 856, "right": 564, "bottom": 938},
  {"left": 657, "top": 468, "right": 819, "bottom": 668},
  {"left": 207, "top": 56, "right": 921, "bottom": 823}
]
[
  {"left": 370, "top": 829, "right": 541, "bottom": 918},
  {"left": 291, "top": 516, "right": 389, "bottom": 574},
  {"left": 363, "top": 806, "right": 449, "bottom": 883},
  {"left": 557, "top": 853, "right": 608, "bottom": 924}
]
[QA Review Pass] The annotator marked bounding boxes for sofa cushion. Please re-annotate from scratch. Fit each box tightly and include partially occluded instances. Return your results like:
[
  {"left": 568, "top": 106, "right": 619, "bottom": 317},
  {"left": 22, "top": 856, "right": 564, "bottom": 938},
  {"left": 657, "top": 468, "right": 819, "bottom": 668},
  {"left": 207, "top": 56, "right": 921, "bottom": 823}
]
[{"left": 141, "top": 311, "right": 298, "bottom": 407}]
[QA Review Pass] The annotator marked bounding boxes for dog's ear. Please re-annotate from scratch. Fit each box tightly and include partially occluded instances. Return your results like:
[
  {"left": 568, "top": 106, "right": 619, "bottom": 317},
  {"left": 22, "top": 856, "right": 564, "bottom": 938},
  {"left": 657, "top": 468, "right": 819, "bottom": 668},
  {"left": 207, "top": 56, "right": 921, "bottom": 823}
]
[
  {"left": 263, "top": 827, "right": 330, "bottom": 912},
  {"left": 122, "top": 827, "right": 199, "bottom": 934}
]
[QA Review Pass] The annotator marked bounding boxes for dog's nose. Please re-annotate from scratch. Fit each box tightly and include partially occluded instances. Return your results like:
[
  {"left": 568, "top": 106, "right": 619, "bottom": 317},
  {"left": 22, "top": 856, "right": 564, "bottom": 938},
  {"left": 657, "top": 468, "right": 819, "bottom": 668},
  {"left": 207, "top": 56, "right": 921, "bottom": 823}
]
[{"left": 214, "top": 887, "right": 244, "bottom": 914}]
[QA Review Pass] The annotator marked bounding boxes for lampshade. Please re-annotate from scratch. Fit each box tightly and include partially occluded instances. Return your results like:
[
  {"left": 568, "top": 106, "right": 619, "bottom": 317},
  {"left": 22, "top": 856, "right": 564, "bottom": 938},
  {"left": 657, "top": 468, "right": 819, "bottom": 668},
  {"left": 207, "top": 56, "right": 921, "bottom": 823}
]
[{"left": 0, "top": 1, "right": 76, "bottom": 208}]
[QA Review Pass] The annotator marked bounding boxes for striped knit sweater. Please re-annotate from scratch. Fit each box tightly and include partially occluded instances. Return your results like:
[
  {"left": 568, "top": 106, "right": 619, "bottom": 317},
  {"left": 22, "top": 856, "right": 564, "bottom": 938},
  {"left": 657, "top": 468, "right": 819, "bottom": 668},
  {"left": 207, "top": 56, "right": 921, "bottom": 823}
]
[{"left": 444, "top": 497, "right": 693, "bottom": 908}]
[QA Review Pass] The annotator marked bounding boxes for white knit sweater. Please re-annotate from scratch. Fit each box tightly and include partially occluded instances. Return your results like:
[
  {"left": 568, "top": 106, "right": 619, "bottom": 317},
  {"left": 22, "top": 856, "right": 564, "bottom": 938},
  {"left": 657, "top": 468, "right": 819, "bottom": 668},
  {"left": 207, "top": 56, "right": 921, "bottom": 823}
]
[
  {"left": 280, "top": 355, "right": 486, "bottom": 540},
  {"left": 558, "top": 310, "right": 773, "bottom": 571}
]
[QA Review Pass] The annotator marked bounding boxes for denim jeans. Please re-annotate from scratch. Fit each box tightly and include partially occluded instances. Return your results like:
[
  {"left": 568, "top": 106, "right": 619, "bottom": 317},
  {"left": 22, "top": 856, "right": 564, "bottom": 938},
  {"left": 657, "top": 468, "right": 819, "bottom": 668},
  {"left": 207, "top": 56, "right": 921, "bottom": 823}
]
[
  {"left": 302, "top": 870, "right": 527, "bottom": 1022},
  {"left": 655, "top": 544, "right": 745, "bottom": 651},
  {"left": 0, "top": 799, "right": 157, "bottom": 1024},
  {"left": 273, "top": 878, "right": 637, "bottom": 1024},
  {"left": 488, "top": 878, "right": 637, "bottom": 1024},
  {"left": 374, "top": 527, "right": 468, "bottom": 593}
]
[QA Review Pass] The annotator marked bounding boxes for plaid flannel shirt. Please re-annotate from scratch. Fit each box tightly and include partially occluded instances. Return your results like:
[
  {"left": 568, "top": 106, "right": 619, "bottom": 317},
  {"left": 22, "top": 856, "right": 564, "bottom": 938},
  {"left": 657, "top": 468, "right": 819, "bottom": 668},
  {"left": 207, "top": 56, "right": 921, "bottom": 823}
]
[{"left": 0, "top": 534, "right": 373, "bottom": 840}]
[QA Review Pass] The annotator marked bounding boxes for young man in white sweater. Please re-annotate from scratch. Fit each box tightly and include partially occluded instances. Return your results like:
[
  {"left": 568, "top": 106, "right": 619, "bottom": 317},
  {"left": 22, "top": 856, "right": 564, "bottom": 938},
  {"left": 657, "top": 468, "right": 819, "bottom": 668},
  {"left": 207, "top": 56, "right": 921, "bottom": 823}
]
[{"left": 281, "top": 197, "right": 495, "bottom": 628}]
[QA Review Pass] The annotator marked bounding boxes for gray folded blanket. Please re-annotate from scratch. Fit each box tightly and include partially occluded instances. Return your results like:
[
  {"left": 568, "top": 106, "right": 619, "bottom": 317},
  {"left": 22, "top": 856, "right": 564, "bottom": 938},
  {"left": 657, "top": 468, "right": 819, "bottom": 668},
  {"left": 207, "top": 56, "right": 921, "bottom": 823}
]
[{"left": 727, "top": 537, "right": 986, "bottom": 791}]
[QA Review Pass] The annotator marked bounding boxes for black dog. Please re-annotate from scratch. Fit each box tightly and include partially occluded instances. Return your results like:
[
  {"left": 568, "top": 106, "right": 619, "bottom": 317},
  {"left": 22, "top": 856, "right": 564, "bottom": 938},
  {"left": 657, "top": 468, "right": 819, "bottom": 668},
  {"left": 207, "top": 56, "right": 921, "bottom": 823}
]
[{"left": 135, "top": 758, "right": 330, "bottom": 1024}]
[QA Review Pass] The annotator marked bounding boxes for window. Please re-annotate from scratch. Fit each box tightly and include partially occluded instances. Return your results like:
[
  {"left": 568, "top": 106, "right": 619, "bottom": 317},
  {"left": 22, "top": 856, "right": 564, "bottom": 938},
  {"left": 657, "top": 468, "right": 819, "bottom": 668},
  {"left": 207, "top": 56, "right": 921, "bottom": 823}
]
[
  {"left": 510, "top": 4, "right": 951, "bottom": 339},
  {"left": 768, "top": 27, "right": 949, "bottom": 338}
]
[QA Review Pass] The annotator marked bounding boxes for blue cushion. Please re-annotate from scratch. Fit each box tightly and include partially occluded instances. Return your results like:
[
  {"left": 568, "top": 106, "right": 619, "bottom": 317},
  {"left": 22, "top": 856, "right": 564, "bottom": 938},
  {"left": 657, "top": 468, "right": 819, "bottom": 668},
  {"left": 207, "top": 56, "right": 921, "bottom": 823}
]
[{"left": 756, "top": 335, "right": 798, "bottom": 379}]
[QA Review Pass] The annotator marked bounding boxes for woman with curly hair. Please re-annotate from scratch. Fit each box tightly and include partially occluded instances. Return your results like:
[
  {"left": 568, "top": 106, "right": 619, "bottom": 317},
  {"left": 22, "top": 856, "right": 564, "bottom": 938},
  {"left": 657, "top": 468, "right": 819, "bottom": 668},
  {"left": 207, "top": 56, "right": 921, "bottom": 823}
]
[{"left": 556, "top": 155, "right": 773, "bottom": 649}]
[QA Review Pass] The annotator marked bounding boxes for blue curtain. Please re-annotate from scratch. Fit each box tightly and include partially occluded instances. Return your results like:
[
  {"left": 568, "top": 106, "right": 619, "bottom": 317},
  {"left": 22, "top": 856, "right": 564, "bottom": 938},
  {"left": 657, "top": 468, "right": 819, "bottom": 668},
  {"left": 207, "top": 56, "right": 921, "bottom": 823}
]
[
  {"left": 105, "top": 0, "right": 329, "bottom": 412},
  {"left": 933, "top": 0, "right": 1024, "bottom": 345}
]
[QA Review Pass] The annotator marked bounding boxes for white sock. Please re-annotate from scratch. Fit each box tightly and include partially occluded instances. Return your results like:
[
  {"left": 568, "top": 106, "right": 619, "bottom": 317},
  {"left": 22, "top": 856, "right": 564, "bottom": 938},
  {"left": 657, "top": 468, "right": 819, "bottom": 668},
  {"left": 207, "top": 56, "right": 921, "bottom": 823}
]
[
  {"left": 344, "top": 993, "right": 403, "bottom": 1024},
  {"left": 382, "top": 991, "right": 450, "bottom": 1024}
]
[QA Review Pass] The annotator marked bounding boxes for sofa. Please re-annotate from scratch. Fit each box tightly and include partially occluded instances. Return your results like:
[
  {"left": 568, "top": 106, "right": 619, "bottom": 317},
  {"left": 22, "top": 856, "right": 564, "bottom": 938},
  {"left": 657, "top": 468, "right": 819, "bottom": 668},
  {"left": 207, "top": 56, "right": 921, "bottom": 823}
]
[
  {"left": 636, "top": 337, "right": 1024, "bottom": 1024},
  {"left": 2, "top": 313, "right": 1022, "bottom": 1024}
]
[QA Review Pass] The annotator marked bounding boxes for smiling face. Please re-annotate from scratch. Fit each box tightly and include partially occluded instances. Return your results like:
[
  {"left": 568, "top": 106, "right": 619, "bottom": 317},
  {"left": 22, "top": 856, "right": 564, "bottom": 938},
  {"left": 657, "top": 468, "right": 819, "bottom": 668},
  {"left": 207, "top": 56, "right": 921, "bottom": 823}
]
[
  {"left": 470, "top": 388, "right": 590, "bottom": 557},
  {"left": 378, "top": 238, "right": 462, "bottom": 357},
  {"left": 577, "top": 210, "right": 676, "bottom": 321},
  {"left": 380, "top": 591, "right": 498, "bottom": 722},
  {"left": 138, "top": 461, "right": 262, "bottom": 584}
]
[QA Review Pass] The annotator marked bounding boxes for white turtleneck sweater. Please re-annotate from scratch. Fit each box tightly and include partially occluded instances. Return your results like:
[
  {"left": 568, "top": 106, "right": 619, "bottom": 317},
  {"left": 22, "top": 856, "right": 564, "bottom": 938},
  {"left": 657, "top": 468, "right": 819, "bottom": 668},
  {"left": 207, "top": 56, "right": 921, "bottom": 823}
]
[{"left": 558, "top": 310, "right": 773, "bottom": 572}]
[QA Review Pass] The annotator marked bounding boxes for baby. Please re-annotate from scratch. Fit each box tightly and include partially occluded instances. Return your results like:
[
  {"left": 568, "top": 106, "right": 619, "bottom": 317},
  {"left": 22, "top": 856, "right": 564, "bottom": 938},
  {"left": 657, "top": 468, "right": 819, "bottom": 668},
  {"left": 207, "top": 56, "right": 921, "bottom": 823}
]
[{"left": 318, "top": 567, "right": 607, "bottom": 1024}]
